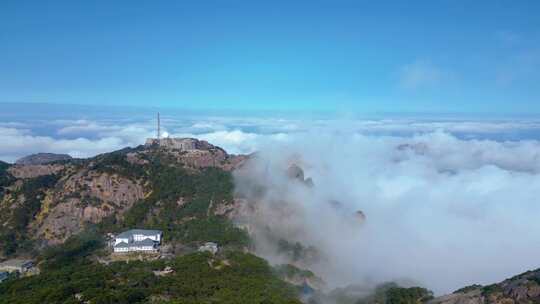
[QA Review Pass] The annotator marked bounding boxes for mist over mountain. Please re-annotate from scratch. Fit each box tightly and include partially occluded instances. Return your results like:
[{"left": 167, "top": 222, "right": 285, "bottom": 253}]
[
  {"left": 2, "top": 104, "right": 540, "bottom": 162},
  {"left": 1, "top": 108, "right": 540, "bottom": 302},
  {"left": 233, "top": 130, "right": 540, "bottom": 294}
]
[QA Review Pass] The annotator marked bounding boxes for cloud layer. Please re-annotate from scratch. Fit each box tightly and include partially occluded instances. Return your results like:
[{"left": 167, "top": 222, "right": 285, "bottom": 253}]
[
  {"left": 2, "top": 113, "right": 540, "bottom": 163},
  {"left": 233, "top": 130, "right": 540, "bottom": 295}
]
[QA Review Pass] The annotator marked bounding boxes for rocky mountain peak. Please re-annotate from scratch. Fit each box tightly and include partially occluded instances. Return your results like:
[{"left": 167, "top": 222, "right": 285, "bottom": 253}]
[
  {"left": 141, "top": 137, "right": 246, "bottom": 171},
  {"left": 144, "top": 137, "right": 221, "bottom": 152},
  {"left": 15, "top": 153, "right": 72, "bottom": 165}
]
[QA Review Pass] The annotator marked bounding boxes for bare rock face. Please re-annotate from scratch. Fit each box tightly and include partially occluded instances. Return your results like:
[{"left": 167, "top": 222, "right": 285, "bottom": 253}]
[
  {"left": 177, "top": 149, "right": 228, "bottom": 168},
  {"left": 37, "top": 170, "right": 144, "bottom": 243},
  {"left": 430, "top": 290, "right": 484, "bottom": 304},
  {"left": 286, "top": 164, "right": 315, "bottom": 188},
  {"left": 125, "top": 152, "right": 149, "bottom": 165},
  {"left": 62, "top": 170, "right": 144, "bottom": 206},
  {"left": 15, "top": 153, "right": 72, "bottom": 165},
  {"left": 145, "top": 137, "right": 216, "bottom": 151},
  {"left": 8, "top": 164, "right": 65, "bottom": 179},
  {"left": 287, "top": 164, "right": 305, "bottom": 181},
  {"left": 143, "top": 137, "right": 248, "bottom": 171},
  {"left": 222, "top": 154, "right": 250, "bottom": 171}
]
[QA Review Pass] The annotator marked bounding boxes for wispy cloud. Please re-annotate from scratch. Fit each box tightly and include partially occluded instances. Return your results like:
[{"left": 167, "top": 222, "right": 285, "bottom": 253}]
[
  {"left": 0, "top": 126, "right": 127, "bottom": 162},
  {"left": 2, "top": 114, "right": 540, "bottom": 162}
]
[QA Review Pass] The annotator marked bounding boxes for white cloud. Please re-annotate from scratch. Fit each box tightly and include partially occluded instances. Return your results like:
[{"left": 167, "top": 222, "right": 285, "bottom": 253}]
[
  {"left": 2, "top": 116, "right": 540, "bottom": 163},
  {"left": 0, "top": 126, "right": 128, "bottom": 162},
  {"left": 234, "top": 130, "right": 540, "bottom": 295}
]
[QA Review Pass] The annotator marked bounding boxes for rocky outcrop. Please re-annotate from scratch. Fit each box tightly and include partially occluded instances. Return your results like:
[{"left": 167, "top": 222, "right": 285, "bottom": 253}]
[
  {"left": 431, "top": 290, "right": 484, "bottom": 304},
  {"left": 61, "top": 170, "right": 144, "bottom": 206},
  {"left": 275, "top": 264, "right": 326, "bottom": 291},
  {"left": 145, "top": 137, "right": 217, "bottom": 151},
  {"left": 37, "top": 170, "right": 144, "bottom": 243},
  {"left": 286, "top": 164, "right": 314, "bottom": 187},
  {"left": 287, "top": 164, "right": 305, "bottom": 181},
  {"left": 15, "top": 153, "right": 72, "bottom": 165},
  {"left": 142, "top": 137, "right": 248, "bottom": 171},
  {"left": 430, "top": 269, "right": 540, "bottom": 304},
  {"left": 8, "top": 164, "right": 65, "bottom": 179}
]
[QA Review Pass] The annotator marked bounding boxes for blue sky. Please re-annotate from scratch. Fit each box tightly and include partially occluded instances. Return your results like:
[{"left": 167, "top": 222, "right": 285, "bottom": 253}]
[{"left": 1, "top": 1, "right": 539, "bottom": 114}]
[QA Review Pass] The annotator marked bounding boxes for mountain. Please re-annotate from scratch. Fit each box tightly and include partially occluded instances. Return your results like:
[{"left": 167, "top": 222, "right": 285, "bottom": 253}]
[
  {"left": 303, "top": 269, "right": 540, "bottom": 304},
  {"left": 15, "top": 153, "right": 73, "bottom": 166},
  {"left": 0, "top": 138, "right": 248, "bottom": 257},
  {"left": 430, "top": 269, "right": 540, "bottom": 304},
  {"left": 0, "top": 139, "right": 308, "bottom": 303}
]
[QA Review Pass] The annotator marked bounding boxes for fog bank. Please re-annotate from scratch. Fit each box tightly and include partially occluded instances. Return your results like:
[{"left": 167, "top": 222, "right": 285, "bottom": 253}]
[{"left": 233, "top": 130, "right": 540, "bottom": 295}]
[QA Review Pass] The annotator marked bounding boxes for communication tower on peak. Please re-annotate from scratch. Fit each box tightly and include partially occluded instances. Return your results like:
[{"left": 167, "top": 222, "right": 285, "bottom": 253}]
[{"left": 157, "top": 112, "right": 161, "bottom": 142}]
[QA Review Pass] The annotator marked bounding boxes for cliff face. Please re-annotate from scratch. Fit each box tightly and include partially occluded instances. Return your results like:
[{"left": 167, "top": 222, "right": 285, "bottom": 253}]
[
  {"left": 8, "top": 164, "right": 65, "bottom": 179},
  {"left": 36, "top": 169, "right": 145, "bottom": 243}
]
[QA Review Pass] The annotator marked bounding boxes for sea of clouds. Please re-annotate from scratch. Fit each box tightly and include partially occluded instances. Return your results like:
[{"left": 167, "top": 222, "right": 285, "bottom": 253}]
[
  {"left": 2, "top": 106, "right": 540, "bottom": 294},
  {"left": 2, "top": 107, "right": 540, "bottom": 163},
  {"left": 233, "top": 130, "right": 540, "bottom": 295}
]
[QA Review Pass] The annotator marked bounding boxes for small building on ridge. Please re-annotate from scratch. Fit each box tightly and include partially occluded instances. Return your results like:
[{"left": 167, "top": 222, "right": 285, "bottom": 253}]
[{"left": 113, "top": 229, "right": 163, "bottom": 253}]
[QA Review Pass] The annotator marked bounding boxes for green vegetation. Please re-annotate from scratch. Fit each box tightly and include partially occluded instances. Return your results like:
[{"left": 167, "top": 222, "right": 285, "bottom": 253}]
[
  {"left": 277, "top": 239, "right": 316, "bottom": 262},
  {"left": 530, "top": 275, "right": 540, "bottom": 286},
  {"left": 0, "top": 174, "right": 59, "bottom": 256},
  {"left": 91, "top": 150, "right": 146, "bottom": 178},
  {"left": 98, "top": 153, "right": 248, "bottom": 248},
  {"left": 39, "top": 231, "right": 104, "bottom": 271},
  {"left": 481, "top": 283, "right": 503, "bottom": 297},
  {"left": 0, "top": 251, "right": 301, "bottom": 304},
  {"left": 172, "top": 216, "right": 250, "bottom": 246},
  {"left": 453, "top": 284, "right": 482, "bottom": 294},
  {"left": 0, "top": 160, "right": 13, "bottom": 197},
  {"left": 354, "top": 283, "right": 433, "bottom": 304},
  {"left": 0, "top": 160, "right": 9, "bottom": 172},
  {"left": 384, "top": 286, "right": 434, "bottom": 304},
  {"left": 140, "top": 163, "right": 248, "bottom": 247},
  {"left": 274, "top": 264, "right": 315, "bottom": 280}
]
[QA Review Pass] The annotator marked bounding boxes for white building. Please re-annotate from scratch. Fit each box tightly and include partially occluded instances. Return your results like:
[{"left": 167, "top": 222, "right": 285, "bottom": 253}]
[
  {"left": 0, "top": 272, "right": 8, "bottom": 283},
  {"left": 113, "top": 229, "right": 163, "bottom": 253},
  {"left": 198, "top": 242, "right": 219, "bottom": 255},
  {"left": 0, "top": 259, "right": 34, "bottom": 273}
]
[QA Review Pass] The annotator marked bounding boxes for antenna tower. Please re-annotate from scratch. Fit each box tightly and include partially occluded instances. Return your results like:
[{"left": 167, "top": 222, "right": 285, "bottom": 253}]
[{"left": 157, "top": 112, "right": 161, "bottom": 142}]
